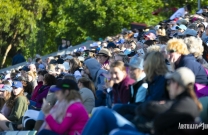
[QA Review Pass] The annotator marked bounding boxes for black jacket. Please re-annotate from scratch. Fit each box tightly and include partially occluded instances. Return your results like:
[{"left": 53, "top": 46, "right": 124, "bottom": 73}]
[{"left": 154, "top": 92, "right": 201, "bottom": 135}]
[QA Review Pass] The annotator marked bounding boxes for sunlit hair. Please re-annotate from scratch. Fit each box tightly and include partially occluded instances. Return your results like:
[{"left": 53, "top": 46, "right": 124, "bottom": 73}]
[
  {"left": 27, "top": 71, "right": 36, "bottom": 80},
  {"left": 78, "top": 77, "right": 96, "bottom": 98},
  {"left": 144, "top": 52, "right": 168, "bottom": 82},
  {"left": 110, "top": 61, "right": 126, "bottom": 72},
  {"left": 157, "top": 28, "right": 166, "bottom": 36},
  {"left": 166, "top": 38, "right": 189, "bottom": 55},
  {"left": 69, "top": 58, "right": 81, "bottom": 74},
  {"left": 183, "top": 37, "right": 204, "bottom": 57},
  {"left": 146, "top": 45, "right": 160, "bottom": 53}
]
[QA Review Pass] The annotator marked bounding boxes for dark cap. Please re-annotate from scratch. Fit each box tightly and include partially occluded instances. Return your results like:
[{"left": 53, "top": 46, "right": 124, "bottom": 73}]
[
  {"left": 50, "top": 79, "right": 79, "bottom": 92},
  {"left": 19, "top": 66, "right": 29, "bottom": 72}
]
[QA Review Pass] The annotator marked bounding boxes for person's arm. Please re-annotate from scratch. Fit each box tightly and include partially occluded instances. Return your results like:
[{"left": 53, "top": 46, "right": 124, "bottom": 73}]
[
  {"left": 135, "top": 83, "right": 148, "bottom": 103},
  {"left": 8, "top": 97, "right": 26, "bottom": 122},
  {"left": 35, "top": 88, "right": 49, "bottom": 102},
  {"left": 45, "top": 104, "right": 85, "bottom": 134}
]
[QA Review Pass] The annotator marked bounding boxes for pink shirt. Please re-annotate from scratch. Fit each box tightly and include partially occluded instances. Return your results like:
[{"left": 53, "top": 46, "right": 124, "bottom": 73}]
[{"left": 45, "top": 102, "right": 89, "bottom": 135}]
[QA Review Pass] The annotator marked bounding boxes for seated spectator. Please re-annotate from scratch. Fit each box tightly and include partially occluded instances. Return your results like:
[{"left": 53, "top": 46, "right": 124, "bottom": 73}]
[
  {"left": 30, "top": 74, "right": 56, "bottom": 109},
  {"left": 38, "top": 79, "right": 89, "bottom": 135},
  {"left": 31, "top": 70, "right": 48, "bottom": 101},
  {"left": 19, "top": 76, "right": 33, "bottom": 99},
  {"left": 69, "top": 58, "right": 82, "bottom": 80},
  {"left": 97, "top": 48, "right": 112, "bottom": 69},
  {"left": 167, "top": 38, "right": 208, "bottom": 97},
  {"left": 110, "top": 61, "right": 134, "bottom": 104},
  {"left": 0, "top": 81, "right": 28, "bottom": 131},
  {"left": 81, "top": 68, "right": 201, "bottom": 135},
  {"left": 0, "top": 85, "right": 12, "bottom": 117},
  {"left": 78, "top": 77, "right": 95, "bottom": 113},
  {"left": 183, "top": 36, "right": 207, "bottom": 65},
  {"left": 26, "top": 71, "right": 38, "bottom": 91}
]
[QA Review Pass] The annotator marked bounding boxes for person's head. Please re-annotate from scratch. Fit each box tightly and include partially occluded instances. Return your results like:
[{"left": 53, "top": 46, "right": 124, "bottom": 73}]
[
  {"left": 29, "top": 64, "right": 36, "bottom": 72},
  {"left": 17, "top": 49, "right": 22, "bottom": 54},
  {"left": 166, "top": 67, "right": 202, "bottom": 111},
  {"left": 183, "top": 37, "right": 203, "bottom": 58},
  {"left": 83, "top": 58, "right": 102, "bottom": 78},
  {"left": 78, "top": 77, "right": 96, "bottom": 96},
  {"left": 69, "top": 58, "right": 80, "bottom": 74},
  {"left": 166, "top": 38, "right": 189, "bottom": 63},
  {"left": 35, "top": 58, "right": 42, "bottom": 64},
  {"left": 146, "top": 45, "right": 160, "bottom": 53},
  {"left": 43, "top": 74, "right": 56, "bottom": 86},
  {"left": 198, "top": 23, "right": 205, "bottom": 32},
  {"left": 12, "top": 81, "right": 24, "bottom": 96},
  {"left": 97, "top": 49, "right": 111, "bottom": 65},
  {"left": 62, "top": 39, "right": 67, "bottom": 45},
  {"left": 0, "top": 85, "right": 12, "bottom": 101},
  {"left": 26, "top": 71, "right": 36, "bottom": 82},
  {"left": 50, "top": 79, "right": 81, "bottom": 102},
  {"left": 110, "top": 61, "right": 127, "bottom": 84},
  {"left": 37, "top": 70, "right": 48, "bottom": 83},
  {"left": 128, "top": 57, "right": 144, "bottom": 81},
  {"left": 144, "top": 52, "right": 168, "bottom": 82}
]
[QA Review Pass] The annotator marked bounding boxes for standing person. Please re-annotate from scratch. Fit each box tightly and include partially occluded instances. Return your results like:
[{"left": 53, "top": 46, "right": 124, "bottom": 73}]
[
  {"left": 38, "top": 79, "right": 89, "bottom": 135},
  {"left": 169, "top": 5, "right": 191, "bottom": 20},
  {"left": 12, "top": 50, "right": 26, "bottom": 65},
  {"left": 58, "top": 39, "right": 68, "bottom": 51},
  {"left": 110, "top": 61, "right": 134, "bottom": 104},
  {"left": 69, "top": 58, "right": 82, "bottom": 81},
  {"left": 0, "top": 81, "right": 28, "bottom": 131},
  {"left": 78, "top": 77, "right": 95, "bottom": 113}
]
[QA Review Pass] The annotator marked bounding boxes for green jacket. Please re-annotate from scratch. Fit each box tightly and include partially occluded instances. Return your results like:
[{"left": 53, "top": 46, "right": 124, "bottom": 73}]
[{"left": 7, "top": 96, "right": 28, "bottom": 124}]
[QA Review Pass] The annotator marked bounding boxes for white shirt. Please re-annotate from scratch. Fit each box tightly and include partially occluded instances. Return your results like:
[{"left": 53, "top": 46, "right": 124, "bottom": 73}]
[{"left": 170, "top": 8, "right": 186, "bottom": 20}]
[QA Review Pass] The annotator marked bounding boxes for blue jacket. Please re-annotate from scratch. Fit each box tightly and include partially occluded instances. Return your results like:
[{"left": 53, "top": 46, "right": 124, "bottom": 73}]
[
  {"left": 12, "top": 54, "right": 26, "bottom": 65},
  {"left": 176, "top": 54, "right": 208, "bottom": 85},
  {"left": 145, "top": 75, "right": 167, "bottom": 101}
]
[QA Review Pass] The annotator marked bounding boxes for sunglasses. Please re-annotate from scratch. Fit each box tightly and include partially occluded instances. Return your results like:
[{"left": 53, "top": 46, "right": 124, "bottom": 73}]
[{"left": 168, "top": 49, "right": 176, "bottom": 54}]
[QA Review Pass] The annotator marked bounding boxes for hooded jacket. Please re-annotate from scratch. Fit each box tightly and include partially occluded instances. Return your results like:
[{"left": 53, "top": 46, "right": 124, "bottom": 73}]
[
  {"left": 175, "top": 54, "right": 208, "bottom": 85},
  {"left": 84, "top": 58, "right": 107, "bottom": 91}
]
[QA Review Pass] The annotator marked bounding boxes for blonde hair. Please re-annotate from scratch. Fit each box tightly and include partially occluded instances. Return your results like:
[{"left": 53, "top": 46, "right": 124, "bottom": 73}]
[
  {"left": 166, "top": 38, "right": 189, "bottom": 55},
  {"left": 144, "top": 52, "right": 168, "bottom": 81},
  {"left": 27, "top": 71, "right": 37, "bottom": 80},
  {"left": 147, "top": 45, "right": 160, "bottom": 53},
  {"left": 157, "top": 28, "right": 166, "bottom": 36},
  {"left": 183, "top": 37, "right": 204, "bottom": 57}
]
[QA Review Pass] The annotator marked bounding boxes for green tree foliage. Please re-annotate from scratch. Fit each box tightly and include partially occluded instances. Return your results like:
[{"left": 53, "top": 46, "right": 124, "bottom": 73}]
[{"left": 1, "top": 0, "right": 207, "bottom": 67}]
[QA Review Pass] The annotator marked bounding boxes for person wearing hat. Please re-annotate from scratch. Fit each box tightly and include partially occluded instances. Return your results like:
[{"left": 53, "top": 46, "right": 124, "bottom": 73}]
[
  {"left": 97, "top": 48, "right": 112, "bottom": 69},
  {"left": 19, "top": 66, "right": 29, "bottom": 78},
  {"left": 153, "top": 67, "right": 202, "bottom": 135},
  {"left": 0, "top": 81, "right": 28, "bottom": 131},
  {"left": 0, "top": 85, "right": 13, "bottom": 117},
  {"left": 38, "top": 79, "right": 89, "bottom": 135}
]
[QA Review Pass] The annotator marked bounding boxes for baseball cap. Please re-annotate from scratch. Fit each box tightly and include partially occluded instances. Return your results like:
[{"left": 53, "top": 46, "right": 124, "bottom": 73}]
[
  {"left": 144, "top": 33, "right": 156, "bottom": 40},
  {"left": 0, "top": 85, "right": 13, "bottom": 92},
  {"left": 19, "top": 66, "right": 29, "bottom": 72},
  {"left": 97, "top": 48, "right": 112, "bottom": 57},
  {"left": 50, "top": 79, "right": 79, "bottom": 92},
  {"left": 165, "top": 67, "right": 195, "bottom": 87},
  {"left": 176, "top": 24, "right": 187, "bottom": 30},
  {"left": 183, "top": 29, "right": 197, "bottom": 37},
  {"left": 12, "top": 81, "right": 23, "bottom": 88},
  {"left": 127, "top": 56, "right": 144, "bottom": 70}
]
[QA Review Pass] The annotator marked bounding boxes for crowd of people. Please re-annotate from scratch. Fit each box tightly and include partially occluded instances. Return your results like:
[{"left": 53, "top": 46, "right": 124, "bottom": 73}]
[{"left": 0, "top": 4, "right": 208, "bottom": 135}]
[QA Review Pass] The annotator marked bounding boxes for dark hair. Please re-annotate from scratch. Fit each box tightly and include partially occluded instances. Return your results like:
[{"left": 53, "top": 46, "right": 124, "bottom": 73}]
[
  {"left": 17, "top": 49, "right": 22, "bottom": 54},
  {"left": 35, "top": 58, "right": 41, "bottom": 63},
  {"left": 144, "top": 40, "right": 155, "bottom": 46},
  {"left": 69, "top": 58, "right": 80, "bottom": 74},
  {"left": 78, "top": 77, "right": 96, "bottom": 98},
  {"left": 43, "top": 74, "right": 56, "bottom": 86},
  {"left": 38, "top": 70, "right": 48, "bottom": 76},
  {"left": 23, "top": 81, "right": 33, "bottom": 95}
]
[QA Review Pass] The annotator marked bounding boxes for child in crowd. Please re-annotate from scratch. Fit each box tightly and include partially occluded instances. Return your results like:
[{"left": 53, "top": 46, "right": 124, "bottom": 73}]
[{"left": 38, "top": 79, "right": 89, "bottom": 135}]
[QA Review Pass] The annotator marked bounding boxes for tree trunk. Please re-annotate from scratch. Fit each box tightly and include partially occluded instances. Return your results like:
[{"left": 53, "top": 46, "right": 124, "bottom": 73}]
[
  {"left": 1, "top": 44, "right": 12, "bottom": 68},
  {"left": 0, "top": 31, "right": 18, "bottom": 68}
]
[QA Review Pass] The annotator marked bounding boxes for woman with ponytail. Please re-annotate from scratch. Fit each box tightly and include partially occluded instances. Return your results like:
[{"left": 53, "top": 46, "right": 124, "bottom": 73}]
[{"left": 153, "top": 67, "right": 202, "bottom": 135}]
